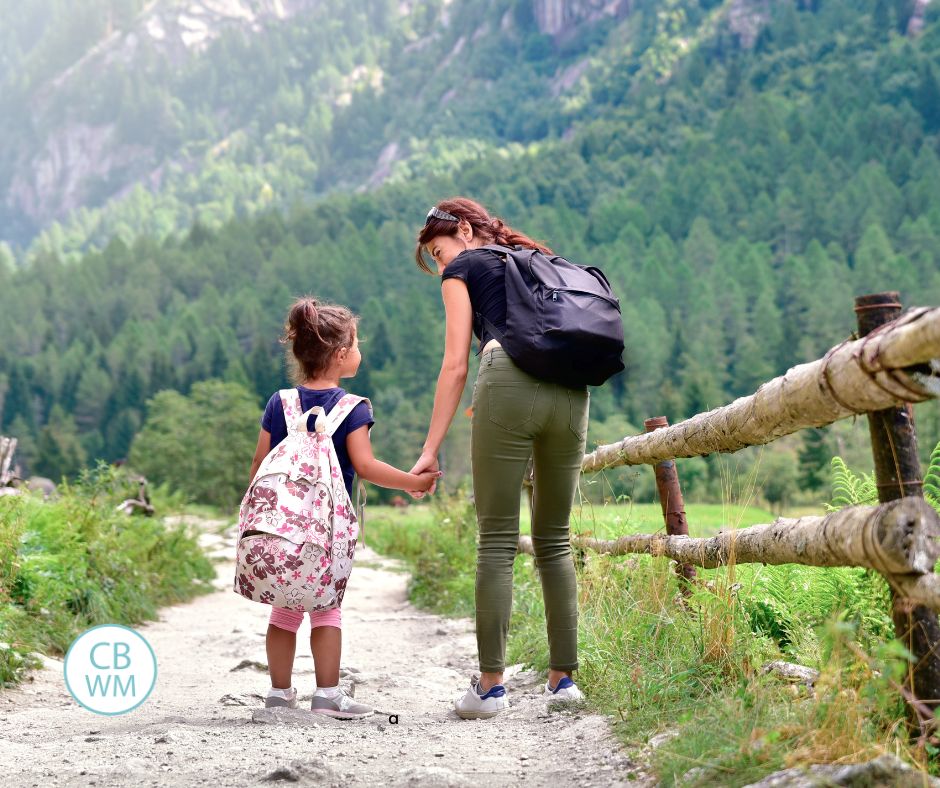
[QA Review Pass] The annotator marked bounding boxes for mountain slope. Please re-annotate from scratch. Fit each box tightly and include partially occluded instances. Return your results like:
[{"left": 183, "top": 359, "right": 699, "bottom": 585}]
[
  {"left": 1, "top": 0, "right": 939, "bottom": 495},
  {"left": 2, "top": 0, "right": 637, "bottom": 256}
]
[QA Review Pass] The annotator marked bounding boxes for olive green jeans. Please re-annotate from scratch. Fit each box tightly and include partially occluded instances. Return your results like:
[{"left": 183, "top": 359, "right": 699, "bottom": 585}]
[{"left": 470, "top": 347, "right": 589, "bottom": 673}]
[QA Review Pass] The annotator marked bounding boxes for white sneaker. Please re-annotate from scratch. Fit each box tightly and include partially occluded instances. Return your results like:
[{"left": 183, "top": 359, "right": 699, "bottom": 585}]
[
  {"left": 544, "top": 676, "right": 584, "bottom": 705},
  {"left": 265, "top": 686, "right": 298, "bottom": 709},
  {"left": 454, "top": 679, "right": 509, "bottom": 719},
  {"left": 310, "top": 689, "right": 374, "bottom": 720}
]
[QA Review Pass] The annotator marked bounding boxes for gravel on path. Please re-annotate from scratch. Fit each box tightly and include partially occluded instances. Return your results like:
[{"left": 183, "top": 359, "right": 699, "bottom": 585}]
[{"left": 0, "top": 519, "right": 645, "bottom": 787}]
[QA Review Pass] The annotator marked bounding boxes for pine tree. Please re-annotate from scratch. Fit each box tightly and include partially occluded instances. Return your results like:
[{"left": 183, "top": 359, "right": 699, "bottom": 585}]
[
  {"left": 798, "top": 428, "right": 831, "bottom": 492},
  {"left": 853, "top": 222, "right": 897, "bottom": 296},
  {"left": 915, "top": 62, "right": 940, "bottom": 134},
  {"left": 35, "top": 406, "right": 87, "bottom": 481},
  {"left": 2, "top": 363, "right": 35, "bottom": 431}
]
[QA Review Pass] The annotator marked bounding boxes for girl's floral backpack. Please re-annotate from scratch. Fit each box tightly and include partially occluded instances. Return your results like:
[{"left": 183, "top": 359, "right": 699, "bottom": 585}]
[{"left": 233, "top": 390, "right": 371, "bottom": 612}]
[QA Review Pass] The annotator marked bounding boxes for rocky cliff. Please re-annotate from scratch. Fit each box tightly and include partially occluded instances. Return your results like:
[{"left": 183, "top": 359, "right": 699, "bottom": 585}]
[
  {"left": 533, "top": 0, "right": 631, "bottom": 36},
  {"left": 5, "top": 0, "right": 317, "bottom": 231}
]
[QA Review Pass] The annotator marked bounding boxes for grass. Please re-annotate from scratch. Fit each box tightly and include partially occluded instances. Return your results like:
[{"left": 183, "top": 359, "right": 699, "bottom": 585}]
[
  {"left": 377, "top": 500, "right": 775, "bottom": 538},
  {"left": 364, "top": 494, "right": 928, "bottom": 785},
  {"left": 0, "top": 464, "right": 216, "bottom": 686},
  {"left": 541, "top": 500, "right": 775, "bottom": 538}
]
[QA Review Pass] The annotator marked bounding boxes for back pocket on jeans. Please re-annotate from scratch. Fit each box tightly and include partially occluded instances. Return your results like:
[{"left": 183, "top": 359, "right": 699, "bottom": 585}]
[
  {"left": 567, "top": 388, "right": 589, "bottom": 442},
  {"left": 486, "top": 382, "right": 538, "bottom": 431}
]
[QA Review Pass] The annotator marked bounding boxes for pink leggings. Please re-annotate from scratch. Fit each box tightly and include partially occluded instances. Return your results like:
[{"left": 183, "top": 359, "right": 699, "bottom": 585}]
[{"left": 269, "top": 607, "right": 342, "bottom": 633}]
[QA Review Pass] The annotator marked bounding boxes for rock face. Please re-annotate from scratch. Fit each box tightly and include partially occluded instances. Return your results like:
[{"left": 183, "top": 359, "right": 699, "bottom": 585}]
[
  {"left": 532, "top": 0, "right": 632, "bottom": 37},
  {"left": 8, "top": 123, "right": 149, "bottom": 229},
  {"left": 727, "top": 0, "right": 773, "bottom": 49},
  {"left": 5, "top": 0, "right": 318, "bottom": 230},
  {"left": 908, "top": 0, "right": 934, "bottom": 35}
]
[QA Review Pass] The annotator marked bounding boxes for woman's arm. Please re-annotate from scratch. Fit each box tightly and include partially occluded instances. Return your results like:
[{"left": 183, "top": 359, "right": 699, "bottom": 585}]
[
  {"left": 413, "top": 278, "right": 473, "bottom": 473},
  {"left": 347, "top": 426, "right": 440, "bottom": 491},
  {"left": 248, "top": 429, "right": 272, "bottom": 486}
]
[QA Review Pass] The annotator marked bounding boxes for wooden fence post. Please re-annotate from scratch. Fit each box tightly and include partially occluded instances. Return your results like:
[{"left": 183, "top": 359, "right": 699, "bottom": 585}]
[
  {"left": 0, "top": 436, "right": 17, "bottom": 486},
  {"left": 855, "top": 292, "right": 940, "bottom": 728},
  {"left": 644, "top": 417, "right": 696, "bottom": 585}
]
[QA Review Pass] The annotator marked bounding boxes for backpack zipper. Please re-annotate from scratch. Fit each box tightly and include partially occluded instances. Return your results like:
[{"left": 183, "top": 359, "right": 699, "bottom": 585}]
[{"left": 548, "top": 287, "right": 620, "bottom": 310}]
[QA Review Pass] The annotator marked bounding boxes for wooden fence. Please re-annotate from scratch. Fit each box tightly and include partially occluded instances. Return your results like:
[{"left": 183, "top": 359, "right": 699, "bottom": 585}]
[{"left": 518, "top": 292, "right": 940, "bottom": 729}]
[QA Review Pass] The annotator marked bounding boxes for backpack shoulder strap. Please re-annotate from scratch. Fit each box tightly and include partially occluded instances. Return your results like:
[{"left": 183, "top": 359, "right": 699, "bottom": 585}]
[
  {"left": 480, "top": 243, "right": 516, "bottom": 256},
  {"left": 278, "top": 389, "right": 303, "bottom": 435},
  {"left": 279, "top": 388, "right": 328, "bottom": 436},
  {"left": 324, "top": 394, "right": 373, "bottom": 438},
  {"left": 479, "top": 315, "right": 506, "bottom": 347}
]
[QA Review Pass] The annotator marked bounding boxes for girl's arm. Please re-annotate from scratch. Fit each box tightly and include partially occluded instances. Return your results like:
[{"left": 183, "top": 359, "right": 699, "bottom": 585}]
[
  {"left": 248, "top": 429, "right": 271, "bottom": 486},
  {"left": 412, "top": 278, "right": 473, "bottom": 475},
  {"left": 347, "top": 426, "right": 440, "bottom": 491}
]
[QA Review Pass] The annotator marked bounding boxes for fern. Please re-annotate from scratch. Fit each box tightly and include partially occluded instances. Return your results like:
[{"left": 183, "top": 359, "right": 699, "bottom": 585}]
[
  {"left": 829, "top": 456, "right": 877, "bottom": 511},
  {"left": 830, "top": 441, "right": 940, "bottom": 515},
  {"left": 925, "top": 440, "right": 940, "bottom": 512}
]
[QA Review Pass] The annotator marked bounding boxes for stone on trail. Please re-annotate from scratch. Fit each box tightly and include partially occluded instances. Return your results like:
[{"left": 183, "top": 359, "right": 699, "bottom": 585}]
[
  {"left": 761, "top": 661, "right": 819, "bottom": 686},
  {"left": 744, "top": 755, "right": 939, "bottom": 787},
  {"left": 261, "top": 757, "right": 336, "bottom": 783},
  {"left": 262, "top": 765, "right": 299, "bottom": 782},
  {"left": 230, "top": 658, "right": 268, "bottom": 672},
  {"left": 252, "top": 707, "right": 322, "bottom": 727},
  {"left": 503, "top": 667, "right": 542, "bottom": 692},
  {"left": 220, "top": 691, "right": 264, "bottom": 705},
  {"left": 397, "top": 765, "right": 473, "bottom": 787},
  {"left": 647, "top": 730, "right": 679, "bottom": 749}
]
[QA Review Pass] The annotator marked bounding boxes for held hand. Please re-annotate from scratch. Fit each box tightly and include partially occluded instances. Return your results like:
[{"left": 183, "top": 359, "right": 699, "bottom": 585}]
[
  {"left": 408, "top": 453, "right": 441, "bottom": 499},
  {"left": 409, "top": 452, "right": 440, "bottom": 475},
  {"left": 412, "top": 470, "right": 443, "bottom": 493}
]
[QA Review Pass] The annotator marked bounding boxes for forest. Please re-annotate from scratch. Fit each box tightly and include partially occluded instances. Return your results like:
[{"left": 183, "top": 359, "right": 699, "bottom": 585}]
[{"left": 1, "top": 0, "right": 939, "bottom": 506}]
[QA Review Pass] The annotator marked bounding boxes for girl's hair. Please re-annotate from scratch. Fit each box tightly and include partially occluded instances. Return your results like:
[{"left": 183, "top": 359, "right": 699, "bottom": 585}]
[
  {"left": 280, "top": 296, "right": 358, "bottom": 383},
  {"left": 414, "top": 197, "right": 554, "bottom": 274}
]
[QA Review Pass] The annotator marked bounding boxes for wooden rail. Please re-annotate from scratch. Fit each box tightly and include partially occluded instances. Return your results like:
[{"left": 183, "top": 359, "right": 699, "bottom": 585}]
[{"left": 581, "top": 305, "right": 940, "bottom": 472}]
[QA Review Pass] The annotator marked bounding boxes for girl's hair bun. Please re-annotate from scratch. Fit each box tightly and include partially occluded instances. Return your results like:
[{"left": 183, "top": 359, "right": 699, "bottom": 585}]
[{"left": 280, "top": 296, "right": 358, "bottom": 383}]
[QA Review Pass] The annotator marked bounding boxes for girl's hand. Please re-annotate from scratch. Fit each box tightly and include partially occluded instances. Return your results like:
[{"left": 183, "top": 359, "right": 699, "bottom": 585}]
[
  {"left": 409, "top": 453, "right": 440, "bottom": 498},
  {"left": 411, "top": 470, "right": 443, "bottom": 493}
]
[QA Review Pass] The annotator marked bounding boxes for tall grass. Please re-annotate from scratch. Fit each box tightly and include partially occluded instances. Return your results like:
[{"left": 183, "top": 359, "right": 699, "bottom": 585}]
[
  {"left": 0, "top": 464, "right": 215, "bottom": 686},
  {"left": 365, "top": 469, "right": 932, "bottom": 784}
]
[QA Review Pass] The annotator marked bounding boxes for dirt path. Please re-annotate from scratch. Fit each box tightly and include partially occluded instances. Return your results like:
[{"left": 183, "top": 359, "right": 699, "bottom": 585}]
[{"left": 0, "top": 519, "right": 644, "bottom": 787}]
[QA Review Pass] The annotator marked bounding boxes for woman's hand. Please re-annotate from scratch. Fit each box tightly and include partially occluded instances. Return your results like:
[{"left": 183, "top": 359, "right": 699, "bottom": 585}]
[
  {"left": 411, "top": 469, "right": 443, "bottom": 493},
  {"left": 408, "top": 452, "right": 440, "bottom": 498}
]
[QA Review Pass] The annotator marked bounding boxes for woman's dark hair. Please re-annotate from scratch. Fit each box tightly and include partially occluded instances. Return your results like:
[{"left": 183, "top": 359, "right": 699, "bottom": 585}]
[
  {"left": 280, "top": 296, "right": 358, "bottom": 383},
  {"left": 414, "top": 197, "right": 554, "bottom": 274}
]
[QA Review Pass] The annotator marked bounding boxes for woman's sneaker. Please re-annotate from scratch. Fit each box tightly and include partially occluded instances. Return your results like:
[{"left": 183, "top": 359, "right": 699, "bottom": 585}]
[
  {"left": 454, "top": 678, "right": 509, "bottom": 720},
  {"left": 265, "top": 686, "right": 298, "bottom": 709},
  {"left": 310, "top": 689, "right": 374, "bottom": 720},
  {"left": 543, "top": 676, "right": 584, "bottom": 705}
]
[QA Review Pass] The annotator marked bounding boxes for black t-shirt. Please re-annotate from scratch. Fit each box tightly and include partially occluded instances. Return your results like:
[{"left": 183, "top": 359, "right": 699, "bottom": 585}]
[{"left": 439, "top": 247, "right": 508, "bottom": 352}]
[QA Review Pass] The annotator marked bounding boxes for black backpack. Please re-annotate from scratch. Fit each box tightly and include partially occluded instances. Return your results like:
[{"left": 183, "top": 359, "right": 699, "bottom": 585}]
[{"left": 478, "top": 244, "right": 625, "bottom": 389}]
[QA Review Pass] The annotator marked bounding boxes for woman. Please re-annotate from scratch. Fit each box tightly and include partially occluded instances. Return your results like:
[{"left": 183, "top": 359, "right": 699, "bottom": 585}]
[{"left": 410, "top": 197, "right": 588, "bottom": 719}]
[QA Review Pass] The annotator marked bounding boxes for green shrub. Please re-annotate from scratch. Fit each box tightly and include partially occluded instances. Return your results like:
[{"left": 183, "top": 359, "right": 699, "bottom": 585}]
[
  {"left": 0, "top": 464, "right": 214, "bottom": 686},
  {"left": 129, "top": 379, "right": 259, "bottom": 508}
]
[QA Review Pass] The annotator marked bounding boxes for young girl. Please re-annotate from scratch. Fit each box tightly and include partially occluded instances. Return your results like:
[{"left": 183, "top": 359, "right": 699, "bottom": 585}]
[{"left": 247, "top": 296, "right": 440, "bottom": 719}]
